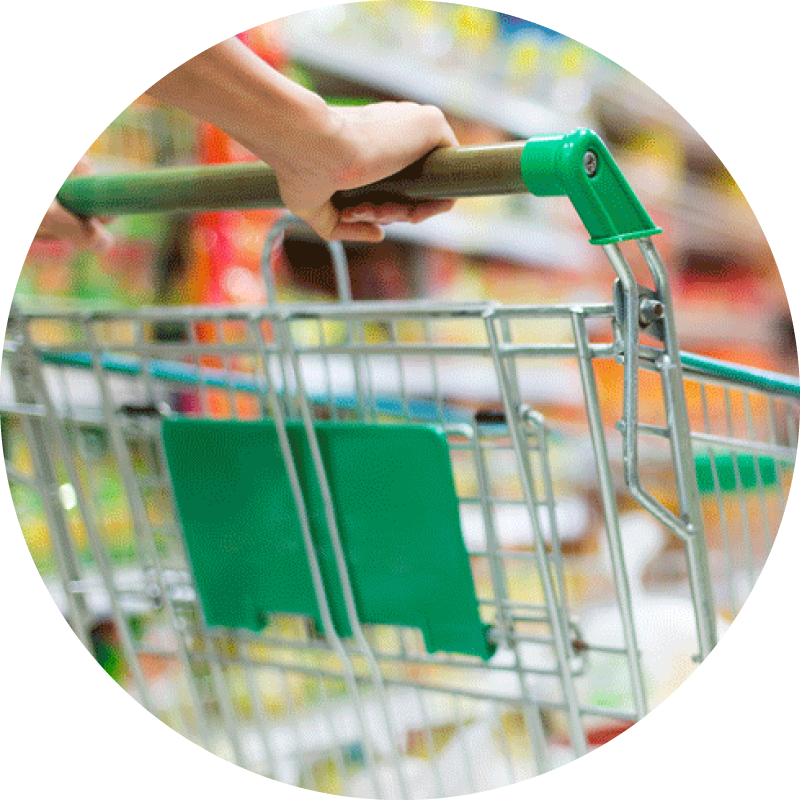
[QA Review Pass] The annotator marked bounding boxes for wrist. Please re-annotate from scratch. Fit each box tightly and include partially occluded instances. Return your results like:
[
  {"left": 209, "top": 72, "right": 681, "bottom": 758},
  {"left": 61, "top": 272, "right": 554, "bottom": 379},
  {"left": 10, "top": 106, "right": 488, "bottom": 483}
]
[{"left": 249, "top": 97, "right": 363, "bottom": 189}]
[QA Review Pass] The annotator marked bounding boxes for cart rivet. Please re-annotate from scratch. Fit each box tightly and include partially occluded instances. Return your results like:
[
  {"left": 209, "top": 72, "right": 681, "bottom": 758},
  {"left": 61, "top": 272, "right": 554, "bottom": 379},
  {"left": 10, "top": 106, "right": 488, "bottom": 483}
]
[
  {"left": 583, "top": 150, "right": 598, "bottom": 178},
  {"left": 639, "top": 297, "right": 665, "bottom": 326}
]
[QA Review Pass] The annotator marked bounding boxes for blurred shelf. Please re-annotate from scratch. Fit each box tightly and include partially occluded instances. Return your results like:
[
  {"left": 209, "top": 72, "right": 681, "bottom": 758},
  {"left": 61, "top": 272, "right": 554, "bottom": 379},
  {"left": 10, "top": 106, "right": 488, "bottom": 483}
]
[
  {"left": 673, "top": 304, "right": 784, "bottom": 351},
  {"left": 384, "top": 212, "right": 587, "bottom": 271},
  {"left": 282, "top": 212, "right": 589, "bottom": 272},
  {"left": 281, "top": 24, "right": 769, "bottom": 263},
  {"left": 593, "top": 72, "right": 707, "bottom": 155},
  {"left": 282, "top": 24, "right": 580, "bottom": 137},
  {"left": 0, "top": 349, "right": 584, "bottom": 420},
  {"left": 673, "top": 180, "right": 767, "bottom": 257}
]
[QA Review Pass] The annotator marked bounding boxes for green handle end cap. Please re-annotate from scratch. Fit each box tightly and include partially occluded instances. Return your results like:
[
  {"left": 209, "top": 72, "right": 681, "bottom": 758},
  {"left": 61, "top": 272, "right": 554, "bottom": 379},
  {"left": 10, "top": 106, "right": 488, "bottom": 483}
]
[{"left": 521, "top": 128, "right": 661, "bottom": 245}]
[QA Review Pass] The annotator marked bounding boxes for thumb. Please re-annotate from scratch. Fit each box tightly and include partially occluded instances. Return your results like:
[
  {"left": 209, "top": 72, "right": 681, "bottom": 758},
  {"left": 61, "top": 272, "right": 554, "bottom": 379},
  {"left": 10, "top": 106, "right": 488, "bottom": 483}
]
[{"left": 303, "top": 202, "right": 340, "bottom": 242}]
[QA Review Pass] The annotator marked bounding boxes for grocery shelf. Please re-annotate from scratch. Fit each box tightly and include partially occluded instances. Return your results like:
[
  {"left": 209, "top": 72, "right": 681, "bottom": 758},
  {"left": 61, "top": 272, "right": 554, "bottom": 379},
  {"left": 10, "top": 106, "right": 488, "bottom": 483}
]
[
  {"left": 211, "top": 208, "right": 588, "bottom": 272},
  {"left": 673, "top": 180, "right": 767, "bottom": 256},
  {"left": 281, "top": 23, "right": 770, "bottom": 262},
  {"left": 282, "top": 24, "right": 579, "bottom": 137},
  {"left": 0, "top": 351, "right": 584, "bottom": 420},
  {"left": 592, "top": 72, "right": 707, "bottom": 154},
  {"left": 673, "top": 305, "right": 784, "bottom": 351},
  {"left": 383, "top": 212, "right": 587, "bottom": 270}
]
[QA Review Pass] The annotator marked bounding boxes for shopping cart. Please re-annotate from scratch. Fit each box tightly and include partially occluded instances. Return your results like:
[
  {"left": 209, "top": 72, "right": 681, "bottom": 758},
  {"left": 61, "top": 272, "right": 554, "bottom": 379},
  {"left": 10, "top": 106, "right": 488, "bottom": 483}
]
[{"left": 3, "top": 129, "right": 797, "bottom": 796}]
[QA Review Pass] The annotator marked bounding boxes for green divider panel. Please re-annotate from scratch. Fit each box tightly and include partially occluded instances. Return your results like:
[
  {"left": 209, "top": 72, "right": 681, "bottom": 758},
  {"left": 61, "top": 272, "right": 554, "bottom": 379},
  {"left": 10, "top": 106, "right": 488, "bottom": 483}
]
[
  {"left": 161, "top": 419, "right": 494, "bottom": 660},
  {"left": 695, "top": 452, "right": 781, "bottom": 494}
]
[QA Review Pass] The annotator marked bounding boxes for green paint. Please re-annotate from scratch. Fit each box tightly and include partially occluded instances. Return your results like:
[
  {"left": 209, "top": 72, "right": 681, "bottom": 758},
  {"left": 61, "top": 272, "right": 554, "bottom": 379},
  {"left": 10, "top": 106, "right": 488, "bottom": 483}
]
[{"left": 695, "top": 452, "right": 783, "bottom": 494}]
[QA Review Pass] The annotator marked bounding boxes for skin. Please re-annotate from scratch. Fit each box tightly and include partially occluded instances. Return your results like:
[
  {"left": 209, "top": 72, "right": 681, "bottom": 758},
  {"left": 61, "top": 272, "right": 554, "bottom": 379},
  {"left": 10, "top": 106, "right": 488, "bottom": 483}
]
[
  {"left": 36, "top": 37, "right": 457, "bottom": 248},
  {"left": 34, "top": 156, "right": 115, "bottom": 252}
]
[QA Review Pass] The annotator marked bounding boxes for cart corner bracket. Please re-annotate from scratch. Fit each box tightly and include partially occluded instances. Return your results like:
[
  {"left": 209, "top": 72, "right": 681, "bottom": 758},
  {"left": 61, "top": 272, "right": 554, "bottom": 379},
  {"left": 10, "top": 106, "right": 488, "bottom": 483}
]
[{"left": 520, "top": 128, "right": 662, "bottom": 245}]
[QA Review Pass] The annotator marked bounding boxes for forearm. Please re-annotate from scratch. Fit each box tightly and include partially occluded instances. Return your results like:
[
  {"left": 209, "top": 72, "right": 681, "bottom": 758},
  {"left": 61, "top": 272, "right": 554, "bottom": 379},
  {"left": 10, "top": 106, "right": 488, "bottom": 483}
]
[
  {"left": 147, "top": 38, "right": 349, "bottom": 178},
  {"left": 146, "top": 37, "right": 458, "bottom": 241}
]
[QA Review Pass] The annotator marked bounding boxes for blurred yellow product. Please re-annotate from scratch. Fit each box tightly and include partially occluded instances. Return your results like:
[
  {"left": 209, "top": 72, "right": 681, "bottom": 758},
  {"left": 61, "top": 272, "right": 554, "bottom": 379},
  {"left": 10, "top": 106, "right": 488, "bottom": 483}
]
[
  {"left": 558, "top": 41, "right": 588, "bottom": 75},
  {"left": 629, "top": 129, "right": 684, "bottom": 181},
  {"left": 508, "top": 38, "right": 541, "bottom": 80},
  {"left": 21, "top": 521, "right": 50, "bottom": 564},
  {"left": 451, "top": 5, "right": 497, "bottom": 50},
  {"left": 364, "top": 0, "right": 389, "bottom": 16},
  {"left": 363, "top": 321, "right": 388, "bottom": 344},
  {"left": 407, "top": 0, "right": 435, "bottom": 21}
]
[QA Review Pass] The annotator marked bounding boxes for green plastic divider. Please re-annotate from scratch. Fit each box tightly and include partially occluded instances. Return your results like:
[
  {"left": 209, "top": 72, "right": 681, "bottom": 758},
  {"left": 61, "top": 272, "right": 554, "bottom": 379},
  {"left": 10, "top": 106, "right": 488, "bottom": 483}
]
[
  {"left": 695, "top": 452, "right": 782, "bottom": 494},
  {"left": 161, "top": 418, "right": 494, "bottom": 660}
]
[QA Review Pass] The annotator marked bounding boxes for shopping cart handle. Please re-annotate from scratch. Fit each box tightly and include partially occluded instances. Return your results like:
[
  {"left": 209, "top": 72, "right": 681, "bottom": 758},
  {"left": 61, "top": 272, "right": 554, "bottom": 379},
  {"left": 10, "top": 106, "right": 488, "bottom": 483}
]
[{"left": 57, "top": 129, "right": 659, "bottom": 245}]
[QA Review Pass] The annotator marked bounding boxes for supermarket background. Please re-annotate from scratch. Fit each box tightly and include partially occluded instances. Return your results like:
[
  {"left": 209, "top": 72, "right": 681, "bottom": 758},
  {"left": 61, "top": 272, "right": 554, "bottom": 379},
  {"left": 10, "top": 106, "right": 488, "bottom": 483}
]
[{"left": 6, "top": 0, "right": 799, "bottom": 795}]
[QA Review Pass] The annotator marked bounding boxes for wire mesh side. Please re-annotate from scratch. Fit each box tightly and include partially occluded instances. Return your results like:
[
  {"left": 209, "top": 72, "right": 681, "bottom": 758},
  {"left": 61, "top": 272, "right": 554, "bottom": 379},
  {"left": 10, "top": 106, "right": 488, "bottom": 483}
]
[{"left": 3, "top": 297, "right": 797, "bottom": 796}]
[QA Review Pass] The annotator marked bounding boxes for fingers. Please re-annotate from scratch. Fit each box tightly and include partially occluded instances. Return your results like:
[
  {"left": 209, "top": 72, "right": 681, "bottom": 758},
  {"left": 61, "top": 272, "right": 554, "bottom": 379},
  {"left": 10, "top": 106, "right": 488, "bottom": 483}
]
[
  {"left": 330, "top": 221, "right": 385, "bottom": 243},
  {"left": 339, "top": 199, "right": 456, "bottom": 227},
  {"left": 35, "top": 200, "right": 114, "bottom": 252},
  {"left": 334, "top": 102, "right": 459, "bottom": 187},
  {"left": 340, "top": 203, "right": 412, "bottom": 226},
  {"left": 419, "top": 104, "right": 459, "bottom": 150},
  {"left": 407, "top": 200, "right": 456, "bottom": 224},
  {"left": 303, "top": 201, "right": 383, "bottom": 243},
  {"left": 34, "top": 155, "right": 115, "bottom": 251},
  {"left": 321, "top": 199, "right": 455, "bottom": 242}
]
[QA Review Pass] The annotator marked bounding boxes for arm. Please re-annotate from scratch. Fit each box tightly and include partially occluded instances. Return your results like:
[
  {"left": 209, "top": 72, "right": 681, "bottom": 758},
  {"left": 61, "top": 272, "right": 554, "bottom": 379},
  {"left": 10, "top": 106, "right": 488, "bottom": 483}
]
[{"left": 147, "top": 37, "right": 457, "bottom": 241}]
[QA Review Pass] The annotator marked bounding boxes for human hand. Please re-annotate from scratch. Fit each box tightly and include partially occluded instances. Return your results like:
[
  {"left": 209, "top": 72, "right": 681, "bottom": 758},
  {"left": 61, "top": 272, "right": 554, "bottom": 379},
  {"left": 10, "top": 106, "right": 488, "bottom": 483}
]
[
  {"left": 266, "top": 101, "right": 459, "bottom": 242},
  {"left": 147, "top": 40, "right": 457, "bottom": 242},
  {"left": 34, "top": 157, "right": 114, "bottom": 252}
]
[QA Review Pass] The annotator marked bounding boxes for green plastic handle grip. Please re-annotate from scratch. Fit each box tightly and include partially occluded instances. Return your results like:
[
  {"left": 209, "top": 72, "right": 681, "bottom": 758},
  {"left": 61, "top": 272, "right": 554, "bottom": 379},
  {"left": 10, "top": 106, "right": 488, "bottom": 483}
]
[{"left": 57, "top": 128, "right": 660, "bottom": 245}]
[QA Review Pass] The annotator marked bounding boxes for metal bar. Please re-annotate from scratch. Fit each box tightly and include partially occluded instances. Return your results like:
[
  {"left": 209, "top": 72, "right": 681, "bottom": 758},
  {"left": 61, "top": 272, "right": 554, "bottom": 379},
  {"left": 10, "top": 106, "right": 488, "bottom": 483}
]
[
  {"left": 9, "top": 300, "right": 619, "bottom": 324},
  {"left": 470, "top": 429, "right": 512, "bottom": 648},
  {"left": 699, "top": 383, "right": 738, "bottom": 616},
  {"left": 571, "top": 310, "right": 648, "bottom": 719},
  {"left": 122, "top": 321, "right": 245, "bottom": 762},
  {"left": 638, "top": 239, "right": 718, "bottom": 657},
  {"left": 247, "top": 316, "right": 385, "bottom": 798},
  {"left": 484, "top": 311, "right": 587, "bottom": 760},
  {"left": 278, "top": 316, "right": 412, "bottom": 799},
  {"left": 145, "top": 437, "right": 218, "bottom": 751},
  {"left": 8, "top": 392, "right": 94, "bottom": 652},
  {"left": 57, "top": 143, "right": 529, "bottom": 217},
  {"left": 23, "top": 319, "right": 156, "bottom": 712},
  {"left": 135, "top": 641, "right": 642, "bottom": 721},
  {"left": 689, "top": 430, "right": 795, "bottom": 462}
]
